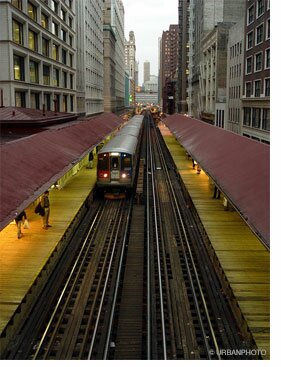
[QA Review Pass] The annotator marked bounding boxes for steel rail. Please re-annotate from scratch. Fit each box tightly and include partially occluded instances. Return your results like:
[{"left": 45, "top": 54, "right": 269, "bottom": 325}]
[
  {"left": 102, "top": 197, "right": 134, "bottom": 359},
  {"left": 147, "top": 121, "right": 167, "bottom": 360},
  {"left": 33, "top": 202, "right": 106, "bottom": 359},
  {"left": 87, "top": 201, "right": 126, "bottom": 359},
  {"left": 146, "top": 118, "right": 152, "bottom": 360},
  {"left": 154, "top": 126, "right": 221, "bottom": 360}
]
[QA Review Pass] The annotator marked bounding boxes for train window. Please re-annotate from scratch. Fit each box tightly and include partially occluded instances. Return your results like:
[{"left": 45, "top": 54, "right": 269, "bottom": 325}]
[
  {"left": 98, "top": 156, "right": 109, "bottom": 170},
  {"left": 111, "top": 157, "right": 119, "bottom": 169},
  {"left": 123, "top": 156, "right": 131, "bottom": 170}
]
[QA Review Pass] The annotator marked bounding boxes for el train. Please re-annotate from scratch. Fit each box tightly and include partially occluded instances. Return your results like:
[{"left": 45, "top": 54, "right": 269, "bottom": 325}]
[{"left": 96, "top": 115, "right": 144, "bottom": 196}]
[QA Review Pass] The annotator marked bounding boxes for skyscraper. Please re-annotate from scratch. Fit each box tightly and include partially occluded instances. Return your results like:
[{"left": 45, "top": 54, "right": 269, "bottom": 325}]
[{"left": 143, "top": 61, "right": 150, "bottom": 84}]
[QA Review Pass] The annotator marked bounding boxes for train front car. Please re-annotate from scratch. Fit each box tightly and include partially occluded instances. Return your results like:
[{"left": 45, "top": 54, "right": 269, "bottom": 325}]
[{"left": 96, "top": 115, "right": 144, "bottom": 198}]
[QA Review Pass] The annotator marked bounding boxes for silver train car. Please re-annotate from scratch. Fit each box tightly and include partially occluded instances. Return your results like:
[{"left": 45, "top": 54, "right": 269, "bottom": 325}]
[{"left": 96, "top": 115, "right": 144, "bottom": 194}]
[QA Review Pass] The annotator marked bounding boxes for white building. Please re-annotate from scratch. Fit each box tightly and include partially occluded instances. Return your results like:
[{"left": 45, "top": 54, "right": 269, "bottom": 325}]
[
  {"left": 76, "top": 0, "right": 103, "bottom": 116},
  {"left": 110, "top": 0, "right": 125, "bottom": 111},
  {"left": 0, "top": 0, "right": 76, "bottom": 112},
  {"left": 144, "top": 75, "right": 158, "bottom": 93},
  {"left": 225, "top": 18, "right": 244, "bottom": 134}
]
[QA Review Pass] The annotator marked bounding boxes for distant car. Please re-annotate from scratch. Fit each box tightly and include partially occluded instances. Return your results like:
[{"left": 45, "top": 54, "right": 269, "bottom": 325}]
[{"left": 96, "top": 115, "right": 144, "bottom": 195}]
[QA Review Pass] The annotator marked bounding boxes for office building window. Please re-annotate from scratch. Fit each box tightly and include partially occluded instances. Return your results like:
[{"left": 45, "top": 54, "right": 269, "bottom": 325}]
[
  {"left": 52, "top": 43, "right": 59, "bottom": 61},
  {"left": 30, "top": 60, "right": 39, "bottom": 83},
  {"left": 15, "top": 91, "right": 26, "bottom": 107},
  {"left": 69, "top": 53, "right": 73, "bottom": 67},
  {"left": 43, "top": 64, "right": 50, "bottom": 85},
  {"left": 69, "top": 16, "right": 73, "bottom": 28},
  {"left": 41, "top": 13, "right": 49, "bottom": 29},
  {"left": 43, "top": 93, "right": 51, "bottom": 110},
  {"left": 63, "top": 95, "right": 68, "bottom": 112},
  {"left": 61, "top": 29, "right": 67, "bottom": 42},
  {"left": 30, "top": 93, "right": 40, "bottom": 109},
  {"left": 61, "top": 8, "right": 66, "bottom": 21},
  {"left": 69, "top": 34, "right": 73, "bottom": 47},
  {"left": 12, "top": 0, "right": 22, "bottom": 9},
  {"left": 248, "top": 5, "right": 254, "bottom": 24},
  {"left": 243, "top": 107, "right": 251, "bottom": 126},
  {"left": 27, "top": 1, "right": 37, "bottom": 21},
  {"left": 252, "top": 108, "right": 261, "bottom": 128},
  {"left": 265, "top": 48, "right": 270, "bottom": 69},
  {"left": 266, "top": 19, "right": 270, "bottom": 39},
  {"left": 42, "top": 37, "right": 49, "bottom": 56},
  {"left": 51, "top": 0, "right": 58, "bottom": 14},
  {"left": 28, "top": 29, "right": 37, "bottom": 51},
  {"left": 246, "top": 57, "right": 252, "bottom": 74},
  {"left": 62, "top": 71, "right": 67, "bottom": 88},
  {"left": 256, "top": 24, "right": 264, "bottom": 45},
  {"left": 262, "top": 108, "right": 270, "bottom": 131},
  {"left": 257, "top": 0, "right": 264, "bottom": 17},
  {"left": 247, "top": 31, "right": 253, "bottom": 49},
  {"left": 255, "top": 52, "right": 263, "bottom": 72},
  {"left": 69, "top": 73, "right": 73, "bottom": 89},
  {"left": 246, "top": 82, "right": 252, "bottom": 97},
  {"left": 52, "top": 21, "right": 58, "bottom": 36},
  {"left": 254, "top": 80, "right": 261, "bottom": 97},
  {"left": 12, "top": 19, "right": 23, "bottom": 45},
  {"left": 62, "top": 48, "right": 67, "bottom": 64},
  {"left": 70, "top": 95, "right": 74, "bottom": 111},
  {"left": 14, "top": 54, "right": 25, "bottom": 81},
  {"left": 53, "top": 68, "right": 59, "bottom": 86},
  {"left": 265, "top": 78, "right": 270, "bottom": 96}
]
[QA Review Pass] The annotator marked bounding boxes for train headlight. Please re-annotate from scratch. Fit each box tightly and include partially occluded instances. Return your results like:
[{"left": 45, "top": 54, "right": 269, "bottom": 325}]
[
  {"left": 121, "top": 173, "right": 127, "bottom": 179},
  {"left": 104, "top": 173, "right": 108, "bottom": 178}
]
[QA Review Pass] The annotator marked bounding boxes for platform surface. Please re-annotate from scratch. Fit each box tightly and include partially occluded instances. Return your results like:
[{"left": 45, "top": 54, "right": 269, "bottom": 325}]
[
  {"left": 0, "top": 163, "right": 97, "bottom": 334},
  {"left": 161, "top": 125, "right": 270, "bottom": 359}
]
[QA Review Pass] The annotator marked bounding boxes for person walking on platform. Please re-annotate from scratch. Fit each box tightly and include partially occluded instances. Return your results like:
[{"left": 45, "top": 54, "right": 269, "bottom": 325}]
[
  {"left": 41, "top": 190, "right": 51, "bottom": 229},
  {"left": 87, "top": 151, "right": 94, "bottom": 169},
  {"left": 15, "top": 211, "right": 27, "bottom": 239}
]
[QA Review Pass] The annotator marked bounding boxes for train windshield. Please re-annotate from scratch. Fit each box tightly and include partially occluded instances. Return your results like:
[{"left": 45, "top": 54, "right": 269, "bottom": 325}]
[
  {"left": 111, "top": 156, "right": 119, "bottom": 169},
  {"left": 98, "top": 155, "right": 109, "bottom": 170},
  {"left": 123, "top": 156, "right": 131, "bottom": 170}
]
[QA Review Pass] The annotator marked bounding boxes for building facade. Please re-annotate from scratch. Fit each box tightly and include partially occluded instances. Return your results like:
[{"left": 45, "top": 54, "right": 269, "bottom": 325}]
[
  {"left": 76, "top": 0, "right": 103, "bottom": 116},
  {"left": 143, "top": 61, "right": 150, "bottom": 85},
  {"left": 189, "top": 0, "right": 246, "bottom": 118},
  {"left": 241, "top": 0, "right": 270, "bottom": 143},
  {"left": 124, "top": 30, "right": 136, "bottom": 106},
  {"left": 177, "top": 0, "right": 189, "bottom": 113},
  {"left": 160, "top": 24, "right": 179, "bottom": 114},
  {"left": 0, "top": 0, "right": 76, "bottom": 112},
  {"left": 225, "top": 18, "right": 244, "bottom": 134}
]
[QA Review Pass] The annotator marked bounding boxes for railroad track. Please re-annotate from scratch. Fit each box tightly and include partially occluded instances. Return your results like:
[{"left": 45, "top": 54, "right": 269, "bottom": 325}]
[{"left": 3, "top": 113, "right": 258, "bottom": 360}]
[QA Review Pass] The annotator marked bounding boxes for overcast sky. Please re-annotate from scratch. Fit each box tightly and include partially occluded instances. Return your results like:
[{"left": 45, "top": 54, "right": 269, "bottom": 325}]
[{"left": 122, "top": 0, "right": 178, "bottom": 85}]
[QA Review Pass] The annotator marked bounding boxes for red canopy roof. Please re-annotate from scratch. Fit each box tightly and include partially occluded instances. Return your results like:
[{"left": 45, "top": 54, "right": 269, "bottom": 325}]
[
  {"left": 164, "top": 114, "right": 270, "bottom": 248},
  {"left": 0, "top": 113, "right": 123, "bottom": 229}
]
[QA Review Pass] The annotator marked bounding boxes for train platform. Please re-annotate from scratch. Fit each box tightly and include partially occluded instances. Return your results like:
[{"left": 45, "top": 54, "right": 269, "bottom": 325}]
[
  {"left": 160, "top": 124, "right": 270, "bottom": 359},
  {"left": 0, "top": 160, "right": 97, "bottom": 339}
]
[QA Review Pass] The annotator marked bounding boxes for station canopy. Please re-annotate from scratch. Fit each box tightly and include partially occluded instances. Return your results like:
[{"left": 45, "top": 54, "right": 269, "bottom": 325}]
[
  {"left": 164, "top": 114, "right": 270, "bottom": 248},
  {"left": 0, "top": 113, "right": 123, "bottom": 229}
]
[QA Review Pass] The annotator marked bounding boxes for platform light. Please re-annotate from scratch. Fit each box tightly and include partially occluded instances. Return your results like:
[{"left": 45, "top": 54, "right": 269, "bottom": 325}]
[{"left": 111, "top": 152, "right": 119, "bottom": 156}]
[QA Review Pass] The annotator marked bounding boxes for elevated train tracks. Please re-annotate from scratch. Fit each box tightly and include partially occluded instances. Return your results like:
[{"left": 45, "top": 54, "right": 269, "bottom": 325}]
[{"left": 1, "top": 112, "right": 264, "bottom": 360}]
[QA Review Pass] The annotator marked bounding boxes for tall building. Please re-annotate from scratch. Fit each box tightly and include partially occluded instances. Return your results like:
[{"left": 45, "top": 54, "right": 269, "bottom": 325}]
[
  {"left": 160, "top": 25, "right": 179, "bottom": 113},
  {"left": 103, "top": 0, "right": 125, "bottom": 112},
  {"left": 111, "top": 0, "right": 125, "bottom": 111},
  {"left": 0, "top": 0, "right": 76, "bottom": 112},
  {"left": 225, "top": 18, "right": 245, "bottom": 134},
  {"left": 241, "top": 0, "right": 270, "bottom": 143},
  {"left": 124, "top": 30, "right": 136, "bottom": 105},
  {"left": 177, "top": 0, "right": 189, "bottom": 113},
  {"left": 189, "top": 0, "right": 246, "bottom": 118},
  {"left": 76, "top": 0, "right": 103, "bottom": 116},
  {"left": 143, "top": 61, "right": 150, "bottom": 84}
]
